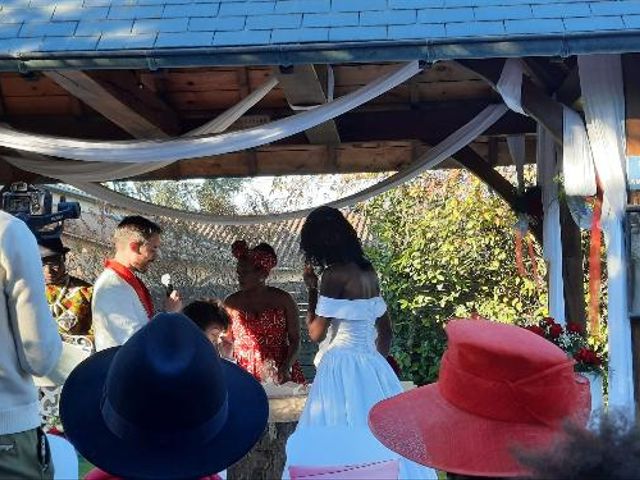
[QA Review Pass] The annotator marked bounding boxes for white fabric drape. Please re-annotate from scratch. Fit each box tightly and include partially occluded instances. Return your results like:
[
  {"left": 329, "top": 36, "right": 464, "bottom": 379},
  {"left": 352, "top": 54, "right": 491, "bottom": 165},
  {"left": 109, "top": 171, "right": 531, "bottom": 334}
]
[
  {"left": 579, "top": 54, "right": 634, "bottom": 418},
  {"left": 4, "top": 76, "right": 281, "bottom": 181},
  {"left": 537, "top": 124, "right": 566, "bottom": 324},
  {"left": 562, "top": 106, "right": 597, "bottom": 197},
  {"left": 496, "top": 59, "right": 526, "bottom": 115},
  {"left": 0, "top": 62, "right": 420, "bottom": 163},
  {"left": 69, "top": 104, "right": 508, "bottom": 225}
]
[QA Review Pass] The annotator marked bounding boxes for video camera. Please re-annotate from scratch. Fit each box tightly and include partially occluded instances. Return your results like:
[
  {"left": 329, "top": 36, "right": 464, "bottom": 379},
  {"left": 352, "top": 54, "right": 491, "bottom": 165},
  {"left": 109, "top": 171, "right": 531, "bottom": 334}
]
[{"left": 1, "top": 182, "right": 81, "bottom": 241}]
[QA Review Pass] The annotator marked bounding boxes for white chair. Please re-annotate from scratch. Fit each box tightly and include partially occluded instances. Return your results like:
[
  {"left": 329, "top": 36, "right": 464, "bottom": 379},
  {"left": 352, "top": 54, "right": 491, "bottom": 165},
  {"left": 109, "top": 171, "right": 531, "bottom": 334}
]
[
  {"left": 289, "top": 460, "right": 399, "bottom": 479},
  {"left": 47, "top": 434, "right": 78, "bottom": 480},
  {"left": 284, "top": 426, "right": 436, "bottom": 479}
]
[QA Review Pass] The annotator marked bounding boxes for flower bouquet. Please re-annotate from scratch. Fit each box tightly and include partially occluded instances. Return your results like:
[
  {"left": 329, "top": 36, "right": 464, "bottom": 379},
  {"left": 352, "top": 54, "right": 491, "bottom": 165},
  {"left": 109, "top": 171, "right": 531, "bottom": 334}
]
[{"left": 524, "top": 317, "right": 606, "bottom": 374}]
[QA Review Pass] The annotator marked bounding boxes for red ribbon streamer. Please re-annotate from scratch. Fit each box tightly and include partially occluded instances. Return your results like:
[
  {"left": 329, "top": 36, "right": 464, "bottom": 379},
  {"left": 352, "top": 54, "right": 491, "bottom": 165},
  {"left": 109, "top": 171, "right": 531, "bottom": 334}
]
[
  {"left": 526, "top": 235, "right": 542, "bottom": 290},
  {"left": 588, "top": 184, "right": 603, "bottom": 335},
  {"left": 515, "top": 229, "right": 526, "bottom": 277}
]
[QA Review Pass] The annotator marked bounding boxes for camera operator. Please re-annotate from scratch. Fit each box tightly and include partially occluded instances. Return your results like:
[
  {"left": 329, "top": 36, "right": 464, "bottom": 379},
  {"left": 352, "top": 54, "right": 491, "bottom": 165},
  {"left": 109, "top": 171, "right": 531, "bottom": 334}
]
[{"left": 0, "top": 210, "right": 62, "bottom": 479}]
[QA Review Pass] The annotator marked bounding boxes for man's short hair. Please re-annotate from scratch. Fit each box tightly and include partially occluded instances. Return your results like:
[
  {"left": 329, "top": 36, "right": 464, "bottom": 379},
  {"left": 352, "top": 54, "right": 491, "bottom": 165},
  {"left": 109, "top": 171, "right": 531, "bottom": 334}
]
[{"left": 114, "top": 216, "right": 162, "bottom": 245}]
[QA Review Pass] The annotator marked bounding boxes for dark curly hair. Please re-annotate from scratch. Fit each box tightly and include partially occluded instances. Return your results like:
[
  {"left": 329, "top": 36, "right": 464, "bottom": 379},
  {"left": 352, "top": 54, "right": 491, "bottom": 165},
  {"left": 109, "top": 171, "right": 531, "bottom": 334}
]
[
  {"left": 300, "top": 206, "right": 372, "bottom": 270},
  {"left": 517, "top": 413, "right": 640, "bottom": 479},
  {"left": 182, "top": 298, "right": 230, "bottom": 332}
]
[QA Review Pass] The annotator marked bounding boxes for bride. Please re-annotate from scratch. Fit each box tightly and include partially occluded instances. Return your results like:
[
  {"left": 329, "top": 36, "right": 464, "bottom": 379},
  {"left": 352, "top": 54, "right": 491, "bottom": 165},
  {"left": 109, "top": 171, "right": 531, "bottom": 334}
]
[{"left": 285, "top": 206, "right": 435, "bottom": 479}]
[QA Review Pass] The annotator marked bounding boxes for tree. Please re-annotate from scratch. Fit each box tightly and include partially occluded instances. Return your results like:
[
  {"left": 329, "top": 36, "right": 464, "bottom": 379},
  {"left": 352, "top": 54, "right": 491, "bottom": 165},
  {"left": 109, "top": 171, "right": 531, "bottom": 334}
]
[
  {"left": 108, "top": 178, "right": 247, "bottom": 214},
  {"left": 362, "top": 170, "right": 547, "bottom": 385}
]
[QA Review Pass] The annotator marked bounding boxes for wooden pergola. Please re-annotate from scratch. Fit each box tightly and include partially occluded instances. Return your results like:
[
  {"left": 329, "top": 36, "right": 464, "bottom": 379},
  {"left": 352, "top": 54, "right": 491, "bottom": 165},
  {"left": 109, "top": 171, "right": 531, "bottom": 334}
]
[{"left": 2, "top": 1, "right": 640, "bottom": 415}]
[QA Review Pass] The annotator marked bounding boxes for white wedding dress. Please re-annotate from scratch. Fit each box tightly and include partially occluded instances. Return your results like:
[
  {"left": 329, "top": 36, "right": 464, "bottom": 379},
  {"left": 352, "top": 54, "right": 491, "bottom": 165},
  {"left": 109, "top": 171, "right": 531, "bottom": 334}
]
[{"left": 284, "top": 296, "right": 436, "bottom": 479}]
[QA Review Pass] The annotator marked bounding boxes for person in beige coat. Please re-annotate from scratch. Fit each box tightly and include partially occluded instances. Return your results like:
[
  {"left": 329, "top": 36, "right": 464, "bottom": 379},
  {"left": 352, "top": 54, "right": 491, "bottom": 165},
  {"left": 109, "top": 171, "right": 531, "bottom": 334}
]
[{"left": 0, "top": 210, "right": 62, "bottom": 479}]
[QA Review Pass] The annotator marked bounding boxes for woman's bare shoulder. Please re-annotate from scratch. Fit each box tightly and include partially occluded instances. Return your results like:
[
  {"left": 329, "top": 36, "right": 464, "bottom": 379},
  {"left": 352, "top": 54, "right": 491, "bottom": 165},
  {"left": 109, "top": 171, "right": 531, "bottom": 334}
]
[{"left": 321, "top": 263, "right": 379, "bottom": 299}]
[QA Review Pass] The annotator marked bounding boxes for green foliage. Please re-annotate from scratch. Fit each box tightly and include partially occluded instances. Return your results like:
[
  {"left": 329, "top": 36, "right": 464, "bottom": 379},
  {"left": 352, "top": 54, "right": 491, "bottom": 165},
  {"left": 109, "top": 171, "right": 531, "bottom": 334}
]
[
  {"left": 362, "top": 171, "right": 548, "bottom": 385},
  {"left": 108, "top": 178, "right": 247, "bottom": 214}
]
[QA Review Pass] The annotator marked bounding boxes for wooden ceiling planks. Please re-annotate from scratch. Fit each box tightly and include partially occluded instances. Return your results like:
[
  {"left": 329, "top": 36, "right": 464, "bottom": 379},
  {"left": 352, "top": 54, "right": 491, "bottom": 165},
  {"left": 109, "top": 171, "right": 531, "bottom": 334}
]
[{"left": 0, "top": 59, "right": 568, "bottom": 182}]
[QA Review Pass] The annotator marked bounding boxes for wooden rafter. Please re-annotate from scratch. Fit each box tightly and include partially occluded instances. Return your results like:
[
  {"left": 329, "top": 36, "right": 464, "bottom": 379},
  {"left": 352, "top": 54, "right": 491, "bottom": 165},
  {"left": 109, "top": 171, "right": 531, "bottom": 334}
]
[
  {"left": 44, "top": 70, "right": 180, "bottom": 139},
  {"left": 273, "top": 64, "right": 341, "bottom": 145},
  {"left": 456, "top": 59, "right": 563, "bottom": 145},
  {"left": 554, "top": 65, "right": 581, "bottom": 107},
  {"left": 457, "top": 58, "right": 588, "bottom": 326}
]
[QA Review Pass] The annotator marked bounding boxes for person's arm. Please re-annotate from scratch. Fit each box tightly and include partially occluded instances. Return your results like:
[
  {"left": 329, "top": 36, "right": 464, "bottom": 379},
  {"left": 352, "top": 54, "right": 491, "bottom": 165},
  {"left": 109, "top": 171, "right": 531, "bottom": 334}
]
[
  {"left": 2, "top": 218, "right": 62, "bottom": 376},
  {"left": 375, "top": 311, "right": 392, "bottom": 357},
  {"left": 279, "top": 293, "right": 301, "bottom": 383},
  {"left": 303, "top": 264, "right": 331, "bottom": 343}
]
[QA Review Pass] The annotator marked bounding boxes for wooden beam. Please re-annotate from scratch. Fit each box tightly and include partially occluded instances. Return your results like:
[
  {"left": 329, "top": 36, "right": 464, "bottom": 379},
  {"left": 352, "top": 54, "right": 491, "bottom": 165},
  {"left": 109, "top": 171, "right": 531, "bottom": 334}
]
[
  {"left": 456, "top": 59, "right": 563, "bottom": 145},
  {"left": 554, "top": 65, "right": 582, "bottom": 107},
  {"left": 559, "top": 199, "right": 586, "bottom": 327},
  {"left": 0, "top": 141, "right": 428, "bottom": 183},
  {"left": 451, "top": 146, "right": 542, "bottom": 243},
  {"left": 274, "top": 64, "right": 341, "bottom": 145},
  {"left": 2, "top": 99, "right": 535, "bottom": 142},
  {"left": 138, "top": 141, "right": 415, "bottom": 178},
  {"left": 624, "top": 54, "right": 640, "bottom": 157},
  {"left": 44, "top": 70, "right": 180, "bottom": 139},
  {"left": 338, "top": 104, "right": 536, "bottom": 142},
  {"left": 623, "top": 53, "right": 640, "bottom": 417}
]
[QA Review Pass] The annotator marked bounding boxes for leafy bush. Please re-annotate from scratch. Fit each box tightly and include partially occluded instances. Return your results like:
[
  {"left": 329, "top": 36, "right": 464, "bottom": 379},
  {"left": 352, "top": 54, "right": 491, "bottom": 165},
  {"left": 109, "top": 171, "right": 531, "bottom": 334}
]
[{"left": 362, "top": 171, "right": 547, "bottom": 385}]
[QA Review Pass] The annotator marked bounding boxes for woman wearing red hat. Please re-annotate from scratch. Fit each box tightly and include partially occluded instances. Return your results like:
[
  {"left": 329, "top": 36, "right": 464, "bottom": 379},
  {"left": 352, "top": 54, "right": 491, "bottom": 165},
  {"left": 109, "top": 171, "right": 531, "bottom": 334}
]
[
  {"left": 368, "top": 318, "right": 592, "bottom": 478},
  {"left": 286, "top": 206, "right": 435, "bottom": 479}
]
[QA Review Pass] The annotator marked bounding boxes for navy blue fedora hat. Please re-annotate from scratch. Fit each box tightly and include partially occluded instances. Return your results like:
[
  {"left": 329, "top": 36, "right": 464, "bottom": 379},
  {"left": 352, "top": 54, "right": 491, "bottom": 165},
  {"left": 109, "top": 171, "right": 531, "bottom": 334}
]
[{"left": 60, "top": 313, "right": 268, "bottom": 480}]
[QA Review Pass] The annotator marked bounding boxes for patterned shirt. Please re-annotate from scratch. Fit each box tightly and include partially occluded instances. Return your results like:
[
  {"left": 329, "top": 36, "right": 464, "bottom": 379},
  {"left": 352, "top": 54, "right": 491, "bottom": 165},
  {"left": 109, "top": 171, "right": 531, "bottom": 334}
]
[{"left": 45, "top": 276, "right": 93, "bottom": 336}]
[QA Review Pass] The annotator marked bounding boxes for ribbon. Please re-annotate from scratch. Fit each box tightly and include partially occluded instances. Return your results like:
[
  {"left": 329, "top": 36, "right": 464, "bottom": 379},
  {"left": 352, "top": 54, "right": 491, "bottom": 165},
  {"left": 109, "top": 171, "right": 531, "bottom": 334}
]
[
  {"left": 104, "top": 259, "right": 154, "bottom": 319},
  {"left": 588, "top": 181, "right": 604, "bottom": 335}
]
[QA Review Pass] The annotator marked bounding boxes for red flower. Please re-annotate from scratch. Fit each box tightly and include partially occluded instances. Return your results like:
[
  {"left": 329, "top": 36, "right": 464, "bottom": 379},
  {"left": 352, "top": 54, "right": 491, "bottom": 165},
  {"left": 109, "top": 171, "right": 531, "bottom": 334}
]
[
  {"left": 542, "top": 317, "right": 556, "bottom": 326},
  {"left": 567, "top": 322, "right": 584, "bottom": 334},
  {"left": 574, "top": 347, "right": 601, "bottom": 366},
  {"left": 549, "top": 324, "right": 563, "bottom": 338},
  {"left": 525, "top": 325, "right": 545, "bottom": 336}
]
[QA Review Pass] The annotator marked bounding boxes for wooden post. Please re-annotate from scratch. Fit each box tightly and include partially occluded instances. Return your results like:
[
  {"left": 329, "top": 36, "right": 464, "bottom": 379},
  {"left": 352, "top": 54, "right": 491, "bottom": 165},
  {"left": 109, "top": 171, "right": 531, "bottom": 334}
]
[
  {"left": 559, "top": 198, "right": 586, "bottom": 326},
  {"left": 623, "top": 53, "right": 640, "bottom": 417}
]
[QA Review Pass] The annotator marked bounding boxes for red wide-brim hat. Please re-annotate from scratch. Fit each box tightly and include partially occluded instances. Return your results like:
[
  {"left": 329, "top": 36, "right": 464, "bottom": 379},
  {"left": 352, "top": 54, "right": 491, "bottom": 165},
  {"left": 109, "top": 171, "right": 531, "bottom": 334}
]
[{"left": 368, "top": 319, "right": 591, "bottom": 477}]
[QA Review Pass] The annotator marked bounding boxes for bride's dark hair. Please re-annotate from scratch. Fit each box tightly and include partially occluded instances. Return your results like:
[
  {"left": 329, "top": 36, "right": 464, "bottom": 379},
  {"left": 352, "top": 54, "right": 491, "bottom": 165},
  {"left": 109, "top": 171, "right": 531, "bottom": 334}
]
[{"left": 300, "top": 206, "right": 372, "bottom": 270}]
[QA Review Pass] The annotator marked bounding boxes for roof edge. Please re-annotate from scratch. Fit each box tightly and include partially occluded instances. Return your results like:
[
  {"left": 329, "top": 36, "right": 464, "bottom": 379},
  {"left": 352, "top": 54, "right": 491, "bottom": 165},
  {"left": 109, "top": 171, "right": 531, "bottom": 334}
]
[{"left": 2, "top": 30, "right": 640, "bottom": 72}]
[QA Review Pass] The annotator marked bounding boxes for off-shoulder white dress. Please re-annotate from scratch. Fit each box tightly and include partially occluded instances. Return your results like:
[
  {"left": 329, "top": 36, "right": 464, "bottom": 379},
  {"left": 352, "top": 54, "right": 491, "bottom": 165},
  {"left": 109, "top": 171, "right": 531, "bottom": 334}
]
[{"left": 284, "top": 296, "right": 436, "bottom": 479}]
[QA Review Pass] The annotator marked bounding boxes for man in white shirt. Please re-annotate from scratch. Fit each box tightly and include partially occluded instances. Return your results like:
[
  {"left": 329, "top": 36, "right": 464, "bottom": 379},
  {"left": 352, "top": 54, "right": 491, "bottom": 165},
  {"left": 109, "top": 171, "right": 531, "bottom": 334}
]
[
  {"left": 92, "top": 216, "right": 181, "bottom": 351},
  {"left": 0, "top": 210, "right": 62, "bottom": 479}
]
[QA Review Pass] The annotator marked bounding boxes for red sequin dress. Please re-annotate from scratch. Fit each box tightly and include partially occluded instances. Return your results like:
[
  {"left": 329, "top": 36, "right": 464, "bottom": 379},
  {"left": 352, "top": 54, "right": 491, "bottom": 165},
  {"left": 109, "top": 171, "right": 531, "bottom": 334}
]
[{"left": 228, "top": 307, "right": 306, "bottom": 384}]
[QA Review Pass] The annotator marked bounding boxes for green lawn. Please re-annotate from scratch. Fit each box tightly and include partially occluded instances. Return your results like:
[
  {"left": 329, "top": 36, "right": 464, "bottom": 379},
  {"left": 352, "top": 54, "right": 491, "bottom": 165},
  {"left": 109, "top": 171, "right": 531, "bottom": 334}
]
[{"left": 78, "top": 456, "right": 93, "bottom": 478}]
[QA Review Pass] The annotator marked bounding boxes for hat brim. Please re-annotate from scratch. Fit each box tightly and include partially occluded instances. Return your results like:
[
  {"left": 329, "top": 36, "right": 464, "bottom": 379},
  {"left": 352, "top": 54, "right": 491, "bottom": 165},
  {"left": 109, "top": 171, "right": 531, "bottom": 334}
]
[
  {"left": 39, "top": 246, "right": 70, "bottom": 259},
  {"left": 60, "top": 348, "right": 268, "bottom": 480},
  {"left": 368, "top": 374, "right": 591, "bottom": 477}
]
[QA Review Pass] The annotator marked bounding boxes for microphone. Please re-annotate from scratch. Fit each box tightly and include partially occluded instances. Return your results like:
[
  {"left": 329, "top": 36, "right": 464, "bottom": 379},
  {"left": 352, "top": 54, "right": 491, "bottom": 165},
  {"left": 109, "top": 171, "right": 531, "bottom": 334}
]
[{"left": 160, "top": 273, "right": 174, "bottom": 297}]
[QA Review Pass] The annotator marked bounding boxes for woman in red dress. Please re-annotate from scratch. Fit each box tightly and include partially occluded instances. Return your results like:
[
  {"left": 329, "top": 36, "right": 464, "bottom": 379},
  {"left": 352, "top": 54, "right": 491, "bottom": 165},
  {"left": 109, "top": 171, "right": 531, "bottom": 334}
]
[{"left": 224, "top": 240, "right": 305, "bottom": 384}]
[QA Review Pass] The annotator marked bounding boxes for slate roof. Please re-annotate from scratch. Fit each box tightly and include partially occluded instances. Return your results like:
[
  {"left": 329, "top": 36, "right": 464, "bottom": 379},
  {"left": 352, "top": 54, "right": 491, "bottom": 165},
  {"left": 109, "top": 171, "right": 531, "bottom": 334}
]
[{"left": 1, "top": 1, "right": 640, "bottom": 69}]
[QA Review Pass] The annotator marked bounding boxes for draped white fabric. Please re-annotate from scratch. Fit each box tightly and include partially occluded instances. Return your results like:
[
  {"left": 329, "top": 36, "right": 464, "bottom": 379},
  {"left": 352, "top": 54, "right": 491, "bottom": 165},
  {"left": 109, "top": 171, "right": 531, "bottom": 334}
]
[
  {"left": 69, "top": 104, "right": 508, "bottom": 225},
  {"left": 579, "top": 54, "right": 635, "bottom": 418},
  {"left": 562, "top": 106, "right": 597, "bottom": 197},
  {"left": 537, "top": 124, "right": 566, "bottom": 324},
  {"left": 496, "top": 59, "right": 526, "bottom": 115},
  {"left": 187, "top": 76, "right": 279, "bottom": 136},
  {"left": 3, "top": 76, "right": 281, "bottom": 182},
  {"left": 0, "top": 61, "right": 420, "bottom": 163}
]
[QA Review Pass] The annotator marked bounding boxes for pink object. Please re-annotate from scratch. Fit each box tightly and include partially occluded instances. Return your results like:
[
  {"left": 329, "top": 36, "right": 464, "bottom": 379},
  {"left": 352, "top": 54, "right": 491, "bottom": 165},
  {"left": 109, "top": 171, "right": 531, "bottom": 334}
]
[{"left": 289, "top": 460, "right": 399, "bottom": 479}]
